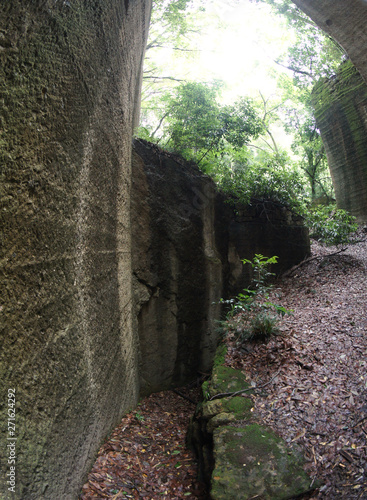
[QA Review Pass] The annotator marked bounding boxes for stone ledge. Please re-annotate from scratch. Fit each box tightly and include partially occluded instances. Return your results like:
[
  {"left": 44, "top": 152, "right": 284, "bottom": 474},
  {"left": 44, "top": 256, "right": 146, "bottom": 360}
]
[
  {"left": 212, "top": 424, "right": 316, "bottom": 500},
  {"left": 189, "top": 345, "right": 320, "bottom": 499}
]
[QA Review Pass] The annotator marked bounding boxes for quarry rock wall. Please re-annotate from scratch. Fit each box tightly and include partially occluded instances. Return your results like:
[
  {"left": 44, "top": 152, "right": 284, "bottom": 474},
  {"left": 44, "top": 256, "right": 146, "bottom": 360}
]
[
  {"left": 132, "top": 140, "right": 310, "bottom": 394},
  {"left": 312, "top": 62, "right": 367, "bottom": 221},
  {"left": 0, "top": 1, "right": 151, "bottom": 498},
  {"left": 6, "top": 0, "right": 367, "bottom": 496}
]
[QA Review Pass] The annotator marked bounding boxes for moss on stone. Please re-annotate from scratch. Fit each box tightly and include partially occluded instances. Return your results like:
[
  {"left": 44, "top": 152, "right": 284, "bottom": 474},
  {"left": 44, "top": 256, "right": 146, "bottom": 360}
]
[
  {"left": 225, "top": 396, "right": 253, "bottom": 418},
  {"left": 211, "top": 424, "right": 318, "bottom": 500},
  {"left": 202, "top": 396, "right": 253, "bottom": 421},
  {"left": 209, "top": 365, "right": 252, "bottom": 399},
  {"left": 202, "top": 380, "right": 210, "bottom": 401},
  {"left": 207, "top": 413, "right": 236, "bottom": 433},
  {"left": 212, "top": 344, "right": 227, "bottom": 368}
]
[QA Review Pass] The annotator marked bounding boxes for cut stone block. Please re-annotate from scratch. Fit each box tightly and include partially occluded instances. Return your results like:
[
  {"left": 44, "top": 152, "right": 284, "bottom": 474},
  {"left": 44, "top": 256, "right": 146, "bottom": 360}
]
[{"left": 211, "top": 424, "right": 318, "bottom": 500}]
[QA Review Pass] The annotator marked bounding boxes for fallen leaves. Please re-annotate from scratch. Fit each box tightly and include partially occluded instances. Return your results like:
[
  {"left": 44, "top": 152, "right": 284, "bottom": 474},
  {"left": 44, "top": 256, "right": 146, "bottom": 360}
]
[
  {"left": 80, "top": 236, "right": 367, "bottom": 499},
  {"left": 79, "top": 389, "right": 206, "bottom": 499},
  {"left": 225, "top": 236, "right": 367, "bottom": 499}
]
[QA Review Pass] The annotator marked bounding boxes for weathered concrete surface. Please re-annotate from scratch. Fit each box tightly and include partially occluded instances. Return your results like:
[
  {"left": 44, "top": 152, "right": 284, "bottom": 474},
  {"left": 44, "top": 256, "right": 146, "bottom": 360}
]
[
  {"left": 132, "top": 140, "right": 310, "bottom": 395},
  {"left": 312, "top": 61, "right": 367, "bottom": 221},
  {"left": 291, "top": 1, "right": 367, "bottom": 220},
  {"left": 228, "top": 201, "right": 310, "bottom": 295},
  {"left": 292, "top": 0, "right": 367, "bottom": 83},
  {"left": 0, "top": 1, "right": 151, "bottom": 498}
]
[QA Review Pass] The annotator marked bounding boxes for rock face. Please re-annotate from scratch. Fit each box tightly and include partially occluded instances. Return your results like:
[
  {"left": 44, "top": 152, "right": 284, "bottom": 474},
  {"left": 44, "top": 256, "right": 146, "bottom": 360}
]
[
  {"left": 292, "top": 0, "right": 367, "bottom": 83},
  {"left": 1, "top": 0, "right": 367, "bottom": 497},
  {"left": 227, "top": 201, "right": 310, "bottom": 294},
  {"left": 291, "top": 1, "right": 367, "bottom": 221},
  {"left": 0, "top": 1, "right": 151, "bottom": 498},
  {"left": 132, "top": 140, "right": 310, "bottom": 394},
  {"left": 132, "top": 139, "right": 229, "bottom": 394},
  {"left": 312, "top": 62, "right": 367, "bottom": 221},
  {"left": 211, "top": 425, "right": 315, "bottom": 500}
]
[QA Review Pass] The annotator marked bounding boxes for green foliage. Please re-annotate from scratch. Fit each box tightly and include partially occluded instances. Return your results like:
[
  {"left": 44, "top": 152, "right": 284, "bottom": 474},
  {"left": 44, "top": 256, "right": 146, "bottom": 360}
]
[
  {"left": 162, "top": 81, "right": 263, "bottom": 168},
  {"left": 251, "top": 0, "right": 345, "bottom": 201},
  {"left": 221, "top": 255, "right": 292, "bottom": 343},
  {"left": 139, "top": 0, "right": 210, "bottom": 139},
  {"left": 164, "top": 81, "right": 223, "bottom": 160},
  {"left": 216, "top": 155, "right": 307, "bottom": 212},
  {"left": 243, "top": 254, "right": 279, "bottom": 290},
  {"left": 137, "top": 0, "right": 360, "bottom": 251},
  {"left": 285, "top": 108, "right": 332, "bottom": 200},
  {"left": 250, "top": 314, "right": 280, "bottom": 339},
  {"left": 135, "top": 411, "right": 145, "bottom": 422},
  {"left": 254, "top": 0, "right": 346, "bottom": 89},
  {"left": 307, "top": 205, "right": 358, "bottom": 247}
]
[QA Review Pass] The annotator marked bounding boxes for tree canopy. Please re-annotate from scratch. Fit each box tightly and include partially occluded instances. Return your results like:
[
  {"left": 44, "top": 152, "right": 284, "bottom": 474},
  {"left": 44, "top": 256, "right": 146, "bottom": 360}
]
[
  {"left": 162, "top": 81, "right": 263, "bottom": 169},
  {"left": 136, "top": 0, "right": 358, "bottom": 245}
]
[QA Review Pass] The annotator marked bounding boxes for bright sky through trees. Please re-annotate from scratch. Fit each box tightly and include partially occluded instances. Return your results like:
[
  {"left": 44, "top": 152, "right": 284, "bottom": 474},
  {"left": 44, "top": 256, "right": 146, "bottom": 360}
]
[
  {"left": 149, "top": 0, "right": 295, "bottom": 102},
  {"left": 140, "top": 0, "right": 346, "bottom": 206},
  {"left": 195, "top": 0, "right": 295, "bottom": 101}
]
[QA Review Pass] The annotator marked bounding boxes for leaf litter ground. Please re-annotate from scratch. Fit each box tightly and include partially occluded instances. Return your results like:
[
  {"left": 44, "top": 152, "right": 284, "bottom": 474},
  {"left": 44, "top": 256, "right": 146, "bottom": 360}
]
[
  {"left": 80, "top": 234, "right": 367, "bottom": 500},
  {"left": 79, "top": 387, "right": 206, "bottom": 499},
  {"left": 225, "top": 234, "right": 367, "bottom": 499}
]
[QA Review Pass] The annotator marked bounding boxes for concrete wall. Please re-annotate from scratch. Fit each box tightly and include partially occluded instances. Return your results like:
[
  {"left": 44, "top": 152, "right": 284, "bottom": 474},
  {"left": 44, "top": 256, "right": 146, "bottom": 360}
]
[{"left": 0, "top": 1, "right": 151, "bottom": 498}]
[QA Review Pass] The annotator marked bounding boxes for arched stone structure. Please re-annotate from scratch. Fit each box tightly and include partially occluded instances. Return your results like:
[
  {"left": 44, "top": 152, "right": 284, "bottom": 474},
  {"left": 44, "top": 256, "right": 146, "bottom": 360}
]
[
  {"left": 292, "top": 0, "right": 367, "bottom": 83},
  {"left": 293, "top": 0, "right": 367, "bottom": 220}
]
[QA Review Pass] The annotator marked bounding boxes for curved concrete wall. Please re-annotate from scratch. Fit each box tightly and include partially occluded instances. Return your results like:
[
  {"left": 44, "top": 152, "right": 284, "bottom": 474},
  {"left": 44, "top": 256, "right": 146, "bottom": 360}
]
[{"left": 312, "top": 62, "right": 367, "bottom": 220}]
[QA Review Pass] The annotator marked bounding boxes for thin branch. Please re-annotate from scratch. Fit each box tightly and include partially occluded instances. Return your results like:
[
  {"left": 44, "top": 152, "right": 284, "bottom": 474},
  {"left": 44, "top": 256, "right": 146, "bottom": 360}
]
[
  {"left": 282, "top": 247, "right": 348, "bottom": 277},
  {"left": 151, "top": 111, "right": 170, "bottom": 137},
  {"left": 247, "top": 143, "right": 270, "bottom": 154},
  {"left": 143, "top": 76, "right": 185, "bottom": 82},
  {"left": 265, "top": 127, "right": 279, "bottom": 154},
  {"left": 209, "top": 369, "right": 282, "bottom": 401},
  {"left": 274, "top": 59, "right": 315, "bottom": 80}
]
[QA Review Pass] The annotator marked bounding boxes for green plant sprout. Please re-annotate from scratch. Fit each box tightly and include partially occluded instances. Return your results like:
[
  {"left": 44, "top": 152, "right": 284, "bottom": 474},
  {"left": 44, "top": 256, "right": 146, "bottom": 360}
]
[{"left": 220, "top": 254, "right": 292, "bottom": 343}]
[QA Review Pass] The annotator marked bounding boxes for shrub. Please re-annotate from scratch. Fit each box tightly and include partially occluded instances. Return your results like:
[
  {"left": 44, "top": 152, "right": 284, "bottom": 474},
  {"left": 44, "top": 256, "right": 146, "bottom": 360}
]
[
  {"left": 307, "top": 205, "right": 358, "bottom": 246},
  {"left": 220, "top": 254, "right": 292, "bottom": 343}
]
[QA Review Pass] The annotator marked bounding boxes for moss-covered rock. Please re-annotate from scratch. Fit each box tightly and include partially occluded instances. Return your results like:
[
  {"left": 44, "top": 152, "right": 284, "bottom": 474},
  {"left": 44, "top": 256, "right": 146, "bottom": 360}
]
[
  {"left": 211, "top": 424, "right": 318, "bottom": 500},
  {"left": 207, "top": 413, "right": 236, "bottom": 433},
  {"left": 212, "top": 344, "right": 228, "bottom": 367},
  {"left": 202, "top": 396, "right": 253, "bottom": 421},
  {"left": 192, "top": 345, "right": 319, "bottom": 498},
  {"left": 208, "top": 365, "right": 253, "bottom": 399}
]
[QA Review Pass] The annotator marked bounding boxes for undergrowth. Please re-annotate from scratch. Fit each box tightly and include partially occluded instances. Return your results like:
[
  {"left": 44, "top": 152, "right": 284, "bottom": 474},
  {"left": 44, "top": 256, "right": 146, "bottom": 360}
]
[{"left": 220, "top": 254, "right": 292, "bottom": 343}]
